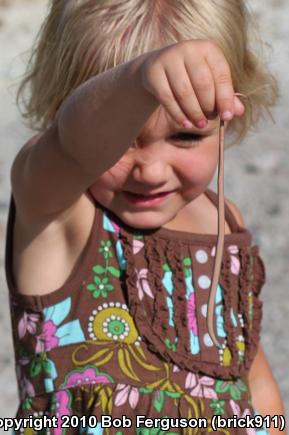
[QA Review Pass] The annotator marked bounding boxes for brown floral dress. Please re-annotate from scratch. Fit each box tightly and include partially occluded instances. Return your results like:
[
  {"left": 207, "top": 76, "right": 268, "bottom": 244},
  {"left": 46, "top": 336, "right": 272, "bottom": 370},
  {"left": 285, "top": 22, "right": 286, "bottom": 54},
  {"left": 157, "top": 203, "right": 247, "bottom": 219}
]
[{"left": 5, "top": 188, "right": 268, "bottom": 434}]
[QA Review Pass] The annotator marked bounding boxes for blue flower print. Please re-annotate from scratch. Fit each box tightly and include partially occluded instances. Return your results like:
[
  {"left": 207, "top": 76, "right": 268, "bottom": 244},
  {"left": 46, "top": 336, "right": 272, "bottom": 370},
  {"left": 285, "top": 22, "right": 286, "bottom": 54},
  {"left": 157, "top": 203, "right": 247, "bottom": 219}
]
[
  {"left": 103, "top": 213, "right": 127, "bottom": 270},
  {"left": 215, "top": 285, "right": 226, "bottom": 338},
  {"left": 39, "top": 297, "right": 85, "bottom": 351}
]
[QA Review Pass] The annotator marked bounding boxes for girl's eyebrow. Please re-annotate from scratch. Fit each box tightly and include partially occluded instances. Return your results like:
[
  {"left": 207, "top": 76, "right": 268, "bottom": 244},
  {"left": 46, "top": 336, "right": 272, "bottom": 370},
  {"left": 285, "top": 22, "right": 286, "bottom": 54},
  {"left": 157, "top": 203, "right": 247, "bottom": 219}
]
[{"left": 170, "top": 124, "right": 219, "bottom": 135}]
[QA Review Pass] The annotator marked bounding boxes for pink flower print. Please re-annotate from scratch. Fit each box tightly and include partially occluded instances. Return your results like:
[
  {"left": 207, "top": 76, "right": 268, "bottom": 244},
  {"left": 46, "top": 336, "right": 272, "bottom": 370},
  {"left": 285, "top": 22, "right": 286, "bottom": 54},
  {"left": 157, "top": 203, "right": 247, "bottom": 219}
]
[
  {"left": 135, "top": 268, "right": 154, "bottom": 300},
  {"left": 35, "top": 297, "right": 85, "bottom": 353},
  {"left": 212, "top": 245, "right": 240, "bottom": 275},
  {"left": 228, "top": 245, "right": 240, "bottom": 275},
  {"left": 187, "top": 293, "right": 198, "bottom": 335},
  {"left": 19, "top": 374, "right": 35, "bottom": 400},
  {"left": 115, "top": 383, "right": 139, "bottom": 409},
  {"left": 43, "top": 320, "right": 59, "bottom": 350},
  {"left": 54, "top": 390, "right": 71, "bottom": 435},
  {"left": 228, "top": 245, "right": 239, "bottom": 255},
  {"left": 63, "top": 367, "right": 113, "bottom": 389},
  {"left": 172, "top": 364, "right": 181, "bottom": 373},
  {"left": 16, "top": 357, "right": 35, "bottom": 400},
  {"left": 185, "top": 373, "right": 218, "bottom": 399},
  {"left": 133, "top": 238, "right": 144, "bottom": 255},
  {"left": 35, "top": 336, "right": 45, "bottom": 354},
  {"left": 111, "top": 220, "right": 120, "bottom": 236},
  {"left": 230, "top": 399, "right": 256, "bottom": 435},
  {"left": 35, "top": 320, "right": 59, "bottom": 353},
  {"left": 18, "top": 311, "right": 40, "bottom": 339}
]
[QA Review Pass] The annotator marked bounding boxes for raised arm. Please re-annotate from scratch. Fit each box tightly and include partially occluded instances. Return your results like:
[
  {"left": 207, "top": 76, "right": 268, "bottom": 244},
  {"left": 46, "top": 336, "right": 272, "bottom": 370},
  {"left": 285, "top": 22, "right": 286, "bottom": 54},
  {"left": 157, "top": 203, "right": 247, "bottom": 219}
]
[{"left": 11, "top": 53, "right": 157, "bottom": 222}]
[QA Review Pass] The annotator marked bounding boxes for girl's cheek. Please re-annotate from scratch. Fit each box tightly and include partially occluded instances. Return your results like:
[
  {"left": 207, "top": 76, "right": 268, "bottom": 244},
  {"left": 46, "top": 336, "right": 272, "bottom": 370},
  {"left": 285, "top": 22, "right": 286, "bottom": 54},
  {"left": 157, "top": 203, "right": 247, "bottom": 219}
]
[{"left": 178, "top": 151, "right": 218, "bottom": 185}]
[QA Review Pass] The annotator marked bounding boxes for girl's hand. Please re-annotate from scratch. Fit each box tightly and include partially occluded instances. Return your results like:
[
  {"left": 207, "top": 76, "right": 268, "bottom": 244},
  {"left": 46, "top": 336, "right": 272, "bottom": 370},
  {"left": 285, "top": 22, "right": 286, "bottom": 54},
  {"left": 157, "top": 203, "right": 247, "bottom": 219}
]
[{"left": 140, "top": 39, "right": 245, "bottom": 128}]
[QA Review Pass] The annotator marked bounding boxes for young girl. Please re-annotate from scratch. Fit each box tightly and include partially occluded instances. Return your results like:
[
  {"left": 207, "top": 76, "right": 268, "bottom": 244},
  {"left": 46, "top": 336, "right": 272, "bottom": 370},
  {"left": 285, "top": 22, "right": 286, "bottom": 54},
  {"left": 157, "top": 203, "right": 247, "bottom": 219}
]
[{"left": 5, "top": 0, "right": 286, "bottom": 434}]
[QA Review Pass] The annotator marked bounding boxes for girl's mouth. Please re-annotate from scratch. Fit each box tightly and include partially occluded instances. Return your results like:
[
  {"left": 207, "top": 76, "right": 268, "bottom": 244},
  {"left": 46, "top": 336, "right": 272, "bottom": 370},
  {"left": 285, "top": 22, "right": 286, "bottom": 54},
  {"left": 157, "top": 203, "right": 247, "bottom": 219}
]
[{"left": 123, "top": 190, "right": 174, "bottom": 206}]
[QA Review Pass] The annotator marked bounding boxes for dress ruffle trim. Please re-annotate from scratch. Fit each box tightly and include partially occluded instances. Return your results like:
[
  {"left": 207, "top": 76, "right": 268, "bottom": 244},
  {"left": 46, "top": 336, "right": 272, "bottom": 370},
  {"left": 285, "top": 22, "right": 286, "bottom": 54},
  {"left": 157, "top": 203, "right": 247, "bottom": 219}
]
[{"left": 119, "top": 228, "right": 265, "bottom": 380}]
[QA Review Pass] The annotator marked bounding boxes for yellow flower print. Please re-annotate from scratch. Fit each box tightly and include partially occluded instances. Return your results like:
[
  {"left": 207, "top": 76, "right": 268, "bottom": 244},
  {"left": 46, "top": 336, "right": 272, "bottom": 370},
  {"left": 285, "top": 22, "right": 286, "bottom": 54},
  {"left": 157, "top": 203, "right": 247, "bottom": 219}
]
[
  {"left": 219, "top": 336, "right": 245, "bottom": 366},
  {"left": 219, "top": 339, "right": 232, "bottom": 367},
  {"left": 72, "top": 302, "right": 162, "bottom": 383},
  {"left": 87, "top": 302, "right": 141, "bottom": 345}
]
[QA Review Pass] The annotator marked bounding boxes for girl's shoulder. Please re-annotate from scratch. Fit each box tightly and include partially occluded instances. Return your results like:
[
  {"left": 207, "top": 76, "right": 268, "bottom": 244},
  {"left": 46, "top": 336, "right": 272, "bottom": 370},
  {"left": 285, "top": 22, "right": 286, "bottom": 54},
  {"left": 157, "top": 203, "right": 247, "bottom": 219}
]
[{"left": 6, "top": 190, "right": 96, "bottom": 299}]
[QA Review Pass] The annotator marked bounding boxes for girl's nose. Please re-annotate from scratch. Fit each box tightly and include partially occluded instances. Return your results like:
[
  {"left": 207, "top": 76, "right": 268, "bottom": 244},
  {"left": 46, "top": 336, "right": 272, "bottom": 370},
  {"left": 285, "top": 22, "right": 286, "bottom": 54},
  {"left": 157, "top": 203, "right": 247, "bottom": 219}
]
[{"left": 132, "top": 149, "right": 170, "bottom": 184}]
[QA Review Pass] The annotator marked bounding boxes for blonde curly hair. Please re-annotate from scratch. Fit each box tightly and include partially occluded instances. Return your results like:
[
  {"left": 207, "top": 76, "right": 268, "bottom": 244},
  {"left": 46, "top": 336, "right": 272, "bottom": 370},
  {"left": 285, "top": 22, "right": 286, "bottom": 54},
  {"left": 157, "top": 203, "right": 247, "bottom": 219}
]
[{"left": 17, "top": 0, "right": 279, "bottom": 145}]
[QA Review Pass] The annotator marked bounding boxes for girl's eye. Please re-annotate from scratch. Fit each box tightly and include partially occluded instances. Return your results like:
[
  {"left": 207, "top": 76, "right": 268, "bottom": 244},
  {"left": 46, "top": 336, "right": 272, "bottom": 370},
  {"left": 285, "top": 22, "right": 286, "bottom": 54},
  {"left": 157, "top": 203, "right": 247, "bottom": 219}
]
[{"left": 170, "top": 132, "right": 203, "bottom": 146}]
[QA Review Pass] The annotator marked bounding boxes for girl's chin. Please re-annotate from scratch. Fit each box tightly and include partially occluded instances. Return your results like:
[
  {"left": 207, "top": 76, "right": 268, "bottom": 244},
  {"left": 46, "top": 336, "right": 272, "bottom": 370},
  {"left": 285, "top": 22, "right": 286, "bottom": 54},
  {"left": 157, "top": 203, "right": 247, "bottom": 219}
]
[
  {"left": 120, "top": 214, "right": 165, "bottom": 230},
  {"left": 119, "top": 206, "right": 184, "bottom": 231}
]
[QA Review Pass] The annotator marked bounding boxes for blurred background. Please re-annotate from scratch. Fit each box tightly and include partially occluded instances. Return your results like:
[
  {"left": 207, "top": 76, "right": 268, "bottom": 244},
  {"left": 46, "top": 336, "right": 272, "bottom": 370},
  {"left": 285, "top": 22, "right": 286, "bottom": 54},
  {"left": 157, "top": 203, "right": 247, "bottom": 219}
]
[{"left": 0, "top": 0, "right": 288, "bottom": 423}]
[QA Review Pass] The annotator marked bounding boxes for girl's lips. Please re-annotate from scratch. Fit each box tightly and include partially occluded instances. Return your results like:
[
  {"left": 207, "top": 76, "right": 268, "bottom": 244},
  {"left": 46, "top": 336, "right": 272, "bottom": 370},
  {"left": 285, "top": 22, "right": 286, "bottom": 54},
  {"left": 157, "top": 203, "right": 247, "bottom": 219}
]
[{"left": 123, "top": 190, "right": 174, "bottom": 206}]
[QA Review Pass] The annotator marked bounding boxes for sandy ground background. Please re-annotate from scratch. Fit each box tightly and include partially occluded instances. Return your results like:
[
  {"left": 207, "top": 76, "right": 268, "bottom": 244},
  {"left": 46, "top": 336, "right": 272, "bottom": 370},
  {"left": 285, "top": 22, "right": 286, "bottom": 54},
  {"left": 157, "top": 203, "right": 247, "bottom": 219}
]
[{"left": 0, "top": 0, "right": 288, "bottom": 428}]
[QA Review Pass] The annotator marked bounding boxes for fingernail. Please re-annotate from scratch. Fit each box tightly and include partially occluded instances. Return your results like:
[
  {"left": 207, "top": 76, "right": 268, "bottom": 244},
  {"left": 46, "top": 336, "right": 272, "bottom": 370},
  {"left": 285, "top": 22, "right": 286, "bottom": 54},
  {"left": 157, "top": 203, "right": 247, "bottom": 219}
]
[
  {"left": 197, "top": 119, "right": 208, "bottom": 129},
  {"left": 222, "top": 111, "right": 233, "bottom": 121},
  {"left": 183, "top": 120, "right": 193, "bottom": 129}
]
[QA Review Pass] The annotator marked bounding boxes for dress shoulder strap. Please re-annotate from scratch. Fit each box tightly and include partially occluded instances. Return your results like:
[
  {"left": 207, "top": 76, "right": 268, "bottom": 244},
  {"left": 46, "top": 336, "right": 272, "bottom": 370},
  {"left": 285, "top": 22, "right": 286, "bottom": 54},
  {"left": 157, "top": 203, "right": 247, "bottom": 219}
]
[{"left": 205, "top": 188, "right": 241, "bottom": 234}]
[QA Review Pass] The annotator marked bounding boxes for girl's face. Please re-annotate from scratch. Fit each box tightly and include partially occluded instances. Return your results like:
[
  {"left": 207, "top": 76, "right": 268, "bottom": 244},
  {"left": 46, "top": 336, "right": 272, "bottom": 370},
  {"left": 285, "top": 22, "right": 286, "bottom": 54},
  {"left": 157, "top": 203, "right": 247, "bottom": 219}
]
[{"left": 89, "top": 107, "right": 222, "bottom": 230}]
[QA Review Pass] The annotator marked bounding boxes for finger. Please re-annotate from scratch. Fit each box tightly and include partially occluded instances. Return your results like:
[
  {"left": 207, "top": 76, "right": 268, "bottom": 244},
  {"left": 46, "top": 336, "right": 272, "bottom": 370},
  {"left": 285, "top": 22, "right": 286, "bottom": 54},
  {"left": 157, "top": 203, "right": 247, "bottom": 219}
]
[
  {"left": 184, "top": 59, "right": 216, "bottom": 118},
  {"left": 152, "top": 68, "right": 195, "bottom": 127},
  {"left": 205, "top": 46, "right": 235, "bottom": 121},
  {"left": 164, "top": 64, "right": 207, "bottom": 128},
  {"left": 233, "top": 95, "right": 245, "bottom": 117}
]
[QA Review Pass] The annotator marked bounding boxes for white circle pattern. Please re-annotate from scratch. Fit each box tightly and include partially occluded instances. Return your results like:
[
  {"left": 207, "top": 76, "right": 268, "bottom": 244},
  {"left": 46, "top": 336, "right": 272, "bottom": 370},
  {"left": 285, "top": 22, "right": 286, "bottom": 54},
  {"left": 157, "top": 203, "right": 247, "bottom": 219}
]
[
  {"left": 203, "top": 333, "right": 214, "bottom": 347},
  {"left": 195, "top": 249, "right": 208, "bottom": 264},
  {"left": 198, "top": 275, "right": 211, "bottom": 289},
  {"left": 201, "top": 304, "right": 207, "bottom": 317}
]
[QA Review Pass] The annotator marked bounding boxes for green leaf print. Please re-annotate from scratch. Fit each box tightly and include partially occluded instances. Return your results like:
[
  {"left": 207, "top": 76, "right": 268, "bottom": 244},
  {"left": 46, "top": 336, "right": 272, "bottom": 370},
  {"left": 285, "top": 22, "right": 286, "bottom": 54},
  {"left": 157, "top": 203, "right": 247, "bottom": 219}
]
[
  {"left": 215, "top": 379, "right": 247, "bottom": 400},
  {"left": 92, "top": 265, "right": 105, "bottom": 274},
  {"left": 184, "top": 268, "right": 191, "bottom": 278},
  {"left": 30, "top": 353, "right": 52, "bottom": 378},
  {"left": 139, "top": 386, "right": 154, "bottom": 394},
  {"left": 87, "top": 239, "right": 120, "bottom": 299},
  {"left": 134, "top": 235, "right": 144, "bottom": 240},
  {"left": 165, "top": 337, "right": 177, "bottom": 352},
  {"left": 183, "top": 257, "right": 192, "bottom": 266},
  {"left": 30, "top": 356, "right": 42, "bottom": 377},
  {"left": 162, "top": 263, "right": 171, "bottom": 272},
  {"left": 210, "top": 399, "right": 225, "bottom": 416},
  {"left": 43, "top": 359, "right": 52, "bottom": 374},
  {"left": 107, "top": 265, "right": 121, "bottom": 278},
  {"left": 153, "top": 390, "right": 165, "bottom": 413},
  {"left": 99, "top": 240, "right": 113, "bottom": 259},
  {"left": 87, "top": 284, "right": 96, "bottom": 291},
  {"left": 183, "top": 257, "right": 192, "bottom": 279},
  {"left": 165, "top": 391, "right": 181, "bottom": 399},
  {"left": 22, "top": 397, "right": 33, "bottom": 411},
  {"left": 87, "top": 274, "right": 114, "bottom": 299}
]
